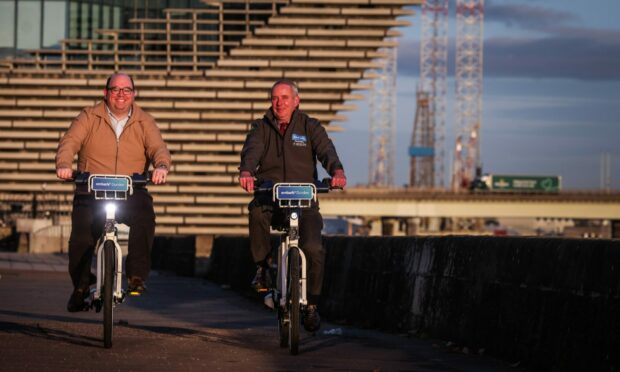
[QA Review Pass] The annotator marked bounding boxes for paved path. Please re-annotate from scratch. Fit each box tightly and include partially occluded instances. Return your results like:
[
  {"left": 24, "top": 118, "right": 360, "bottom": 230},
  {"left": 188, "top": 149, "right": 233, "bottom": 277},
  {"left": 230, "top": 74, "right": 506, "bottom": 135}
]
[{"left": 0, "top": 253, "right": 520, "bottom": 371}]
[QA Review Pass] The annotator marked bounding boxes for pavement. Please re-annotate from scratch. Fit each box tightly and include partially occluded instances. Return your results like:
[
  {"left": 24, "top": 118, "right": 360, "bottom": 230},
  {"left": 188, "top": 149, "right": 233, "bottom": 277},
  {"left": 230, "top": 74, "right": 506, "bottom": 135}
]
[
  {"left": 0, "top": 252, "right": 522, "bottom": 371},
  {"left": 0, "top": 252, "right": 67, "bottom": 272}
]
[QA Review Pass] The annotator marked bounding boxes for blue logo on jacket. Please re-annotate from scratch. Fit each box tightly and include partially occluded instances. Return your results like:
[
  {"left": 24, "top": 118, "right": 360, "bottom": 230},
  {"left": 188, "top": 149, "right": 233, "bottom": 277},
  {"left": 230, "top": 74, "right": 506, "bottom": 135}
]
[{"left": 292, "top": 133, "right": 307, "bottom": 147}]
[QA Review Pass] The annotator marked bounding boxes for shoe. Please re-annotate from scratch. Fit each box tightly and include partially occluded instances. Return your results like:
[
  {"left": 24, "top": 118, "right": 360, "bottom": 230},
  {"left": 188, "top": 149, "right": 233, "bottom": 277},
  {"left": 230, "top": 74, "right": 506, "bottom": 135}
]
[
  {"left": 251, "top": 266, "right": 270, "bottom": 293},
  {"left": 67, "top": 288, "right": 90, "bottom": 312},
  {"left": 127, "top": 276, "right": 146, "bottom": 296},
  {"left": 303, "top": 305, "right": 321, "bottom": 332}
]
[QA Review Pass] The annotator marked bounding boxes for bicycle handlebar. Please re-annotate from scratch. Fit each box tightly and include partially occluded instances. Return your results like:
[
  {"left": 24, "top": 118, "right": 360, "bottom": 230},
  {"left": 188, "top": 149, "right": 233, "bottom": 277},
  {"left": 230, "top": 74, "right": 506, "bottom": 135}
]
[
  {"left": 70, "top": 172, "right": 151, "bottom": 187},
  {"left": 254, "top": 178, "right": 332, "bottom": 193}
]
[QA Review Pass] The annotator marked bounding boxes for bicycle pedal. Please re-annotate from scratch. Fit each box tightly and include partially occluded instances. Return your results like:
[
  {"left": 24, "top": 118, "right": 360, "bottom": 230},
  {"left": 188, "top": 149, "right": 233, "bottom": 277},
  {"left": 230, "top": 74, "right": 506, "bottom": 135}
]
[{"left": 127, "top": 290, "right": 143, "bottom": 297}]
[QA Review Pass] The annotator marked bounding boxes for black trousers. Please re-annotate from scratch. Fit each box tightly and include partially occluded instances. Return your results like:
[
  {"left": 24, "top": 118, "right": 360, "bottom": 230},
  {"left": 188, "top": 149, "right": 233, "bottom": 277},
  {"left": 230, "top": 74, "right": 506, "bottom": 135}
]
[
  {"left": 248, "top": 197, "right": 324, "bottom": 305},
  {"left": 68, "top": 189, "right": 155, "bottom": 290}
]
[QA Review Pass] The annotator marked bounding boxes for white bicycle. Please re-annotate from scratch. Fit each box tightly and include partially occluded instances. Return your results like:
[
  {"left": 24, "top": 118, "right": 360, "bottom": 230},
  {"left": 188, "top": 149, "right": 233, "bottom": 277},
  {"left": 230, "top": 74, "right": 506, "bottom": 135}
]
[
  {"left": 257, "top": 180, "right": 330, "bottom": 355},
  {"left": 74, "top": 172, "right": 148, "bottom": 348}
]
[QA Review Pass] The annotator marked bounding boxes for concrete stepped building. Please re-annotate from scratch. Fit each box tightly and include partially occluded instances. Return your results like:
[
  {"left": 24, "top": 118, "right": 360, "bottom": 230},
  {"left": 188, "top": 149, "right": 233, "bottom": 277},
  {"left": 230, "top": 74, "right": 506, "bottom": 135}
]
[{"left": 0, "top": 0, "right": 420, "bottom": 236}]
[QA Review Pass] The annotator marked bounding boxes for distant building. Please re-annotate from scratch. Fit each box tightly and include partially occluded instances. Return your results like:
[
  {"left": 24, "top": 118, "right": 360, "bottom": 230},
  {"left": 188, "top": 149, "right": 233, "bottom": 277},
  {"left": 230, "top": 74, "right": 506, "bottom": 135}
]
[{"left": 0, "top": 0, "right": 206, "bottom": 58}]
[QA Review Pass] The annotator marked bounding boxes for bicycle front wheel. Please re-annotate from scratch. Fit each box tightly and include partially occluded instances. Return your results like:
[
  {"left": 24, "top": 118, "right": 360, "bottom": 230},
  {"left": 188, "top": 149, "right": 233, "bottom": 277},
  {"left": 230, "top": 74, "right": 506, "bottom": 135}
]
[
  {"left": 103, "top": 240, "right": 115, "bottom": 348},
  {"left": 278, "top": 305, "right": 289, "bottom": 348},
  {"left": 288, "top": 247, "right": 300, "bottom": 355}
]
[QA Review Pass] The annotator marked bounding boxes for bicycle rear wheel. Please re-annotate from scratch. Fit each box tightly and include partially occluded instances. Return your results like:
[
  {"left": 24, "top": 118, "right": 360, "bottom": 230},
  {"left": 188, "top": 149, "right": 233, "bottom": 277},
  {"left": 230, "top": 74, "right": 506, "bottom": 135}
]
[
  {"left": 288, "top": 247, "right": 300, "bottom": 355},
  {"left": 103, "top": 240, "right": 115, "bottom": 348}
]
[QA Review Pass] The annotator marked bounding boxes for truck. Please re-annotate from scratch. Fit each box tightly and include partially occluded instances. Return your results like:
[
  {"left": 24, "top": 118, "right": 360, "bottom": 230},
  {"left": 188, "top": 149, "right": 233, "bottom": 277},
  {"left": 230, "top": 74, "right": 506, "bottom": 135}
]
[{"left": 470, "top": 174, "right": 562, "bottom": 193}]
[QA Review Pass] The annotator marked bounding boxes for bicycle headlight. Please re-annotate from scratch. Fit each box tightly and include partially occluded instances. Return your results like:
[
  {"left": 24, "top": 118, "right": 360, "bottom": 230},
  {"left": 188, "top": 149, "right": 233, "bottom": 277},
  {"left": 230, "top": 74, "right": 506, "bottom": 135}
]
[
  {"left": 105, "top": 203, "right": 117, "bottom": 218},
  {"left": 290, "top": 212, "right": 298, "bottom": 220}
]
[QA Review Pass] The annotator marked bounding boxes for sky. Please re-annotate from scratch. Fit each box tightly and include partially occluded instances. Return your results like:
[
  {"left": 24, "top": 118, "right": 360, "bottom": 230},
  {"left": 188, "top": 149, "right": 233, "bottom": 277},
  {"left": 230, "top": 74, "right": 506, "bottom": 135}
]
[{"left": 330, "top": 0, "right": 620, "bottom": 190}]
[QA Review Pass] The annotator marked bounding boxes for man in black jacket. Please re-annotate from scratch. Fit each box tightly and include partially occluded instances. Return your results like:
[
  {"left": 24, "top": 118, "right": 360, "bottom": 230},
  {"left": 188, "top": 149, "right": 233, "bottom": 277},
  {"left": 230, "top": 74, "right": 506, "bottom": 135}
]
[{"left": 238, "top": 79, "right": 346, "bottom": 332}]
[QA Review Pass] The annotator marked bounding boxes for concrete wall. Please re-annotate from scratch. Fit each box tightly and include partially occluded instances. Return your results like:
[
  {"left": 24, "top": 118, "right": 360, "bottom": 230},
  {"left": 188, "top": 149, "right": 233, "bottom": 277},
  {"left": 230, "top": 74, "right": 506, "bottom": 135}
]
[{"left": 206, "top": 236, "right": 619, "bottom": 371}]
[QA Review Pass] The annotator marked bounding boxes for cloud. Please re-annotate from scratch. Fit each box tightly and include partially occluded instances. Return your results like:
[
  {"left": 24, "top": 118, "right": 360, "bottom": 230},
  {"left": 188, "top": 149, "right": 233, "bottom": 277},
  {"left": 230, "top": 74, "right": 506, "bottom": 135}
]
[
  {"left": 397, "top": 28, "right": 620, "bottom": 80},
  {"left": 485, "top": 31, "right": 620, "bottom": 80},
  {"left": 485, "top": 1, "right": 579, "bottom": 31}
]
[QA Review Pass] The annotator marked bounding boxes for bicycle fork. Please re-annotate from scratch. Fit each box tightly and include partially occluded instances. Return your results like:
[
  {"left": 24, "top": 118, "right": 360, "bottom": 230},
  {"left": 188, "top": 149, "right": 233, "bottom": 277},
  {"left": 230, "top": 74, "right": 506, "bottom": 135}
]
[
  {"left": 94, "top": 208, "right": 124, "bottom": 303},
  {"left": 277, "top": 210, "right": 308, "bottom": 308}
]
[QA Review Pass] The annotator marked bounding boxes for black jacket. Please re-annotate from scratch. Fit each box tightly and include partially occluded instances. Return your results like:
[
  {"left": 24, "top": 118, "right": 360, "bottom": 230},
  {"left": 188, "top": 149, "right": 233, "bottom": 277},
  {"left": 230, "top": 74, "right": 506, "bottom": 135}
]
[{"left": 239, "top": 109, "right": 344, "bottom": 184}]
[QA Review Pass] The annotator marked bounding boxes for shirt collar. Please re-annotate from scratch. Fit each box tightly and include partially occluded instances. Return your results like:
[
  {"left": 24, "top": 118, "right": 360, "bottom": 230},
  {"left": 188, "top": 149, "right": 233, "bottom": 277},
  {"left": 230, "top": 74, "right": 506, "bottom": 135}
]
[{"left": 105, "top": 104, "right": 132, "bottom": 122}]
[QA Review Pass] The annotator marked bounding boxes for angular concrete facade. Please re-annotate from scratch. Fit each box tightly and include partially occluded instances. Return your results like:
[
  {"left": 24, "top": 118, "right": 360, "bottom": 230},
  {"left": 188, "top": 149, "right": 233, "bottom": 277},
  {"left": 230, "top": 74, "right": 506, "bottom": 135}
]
[{"left": 0, "top": 0, "right": 420, "bottom": 235}]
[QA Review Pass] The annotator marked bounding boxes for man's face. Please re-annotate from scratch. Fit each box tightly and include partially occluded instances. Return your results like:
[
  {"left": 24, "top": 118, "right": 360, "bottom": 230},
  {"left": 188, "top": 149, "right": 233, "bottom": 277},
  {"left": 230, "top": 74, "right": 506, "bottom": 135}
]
[
  {"left": 104, "top": 75, "right": 135, "bottom": 116},
  {"left": 271, "top": 83, "right": 300, "bottom": 123}
]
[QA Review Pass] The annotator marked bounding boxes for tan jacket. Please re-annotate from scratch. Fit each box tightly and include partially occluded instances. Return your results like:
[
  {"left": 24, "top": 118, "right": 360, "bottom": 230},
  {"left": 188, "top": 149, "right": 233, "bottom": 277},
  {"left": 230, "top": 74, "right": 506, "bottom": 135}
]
[{"left": 56, "top": 101, "right": 171, "bottom": 175}]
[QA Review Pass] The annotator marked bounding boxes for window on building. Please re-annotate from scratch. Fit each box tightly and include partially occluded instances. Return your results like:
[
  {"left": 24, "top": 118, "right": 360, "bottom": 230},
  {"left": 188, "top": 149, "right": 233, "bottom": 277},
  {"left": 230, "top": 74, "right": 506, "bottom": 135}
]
[
  {"left": 17, "top": 0, "right": 42, "bottom": 49},
  {"left": 0, "top": 0, "right": 15, "bottom": 48},
  {"left": 43, "top": 1, "right": 67, "bottom": 48}
]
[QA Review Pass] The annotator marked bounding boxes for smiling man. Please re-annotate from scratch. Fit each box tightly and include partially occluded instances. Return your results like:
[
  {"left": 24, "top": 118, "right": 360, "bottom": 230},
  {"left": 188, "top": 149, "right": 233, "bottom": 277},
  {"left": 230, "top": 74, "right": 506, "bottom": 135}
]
[
  {"left": 238, "top": 79, "right": 347, "bottom": 332},
  {"left": 56, "top": 73, "right": 171, "bottom": 312}
]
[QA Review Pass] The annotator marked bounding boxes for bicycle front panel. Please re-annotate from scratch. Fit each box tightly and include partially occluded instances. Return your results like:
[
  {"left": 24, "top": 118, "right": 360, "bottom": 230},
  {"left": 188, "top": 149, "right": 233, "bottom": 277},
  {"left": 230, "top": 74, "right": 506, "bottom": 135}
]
[
  {"left": 88, "top": 174, "right": 133, "bottom": 200},
  {"left": 273, "top": 183, "right": 316, "bottom": 208}
]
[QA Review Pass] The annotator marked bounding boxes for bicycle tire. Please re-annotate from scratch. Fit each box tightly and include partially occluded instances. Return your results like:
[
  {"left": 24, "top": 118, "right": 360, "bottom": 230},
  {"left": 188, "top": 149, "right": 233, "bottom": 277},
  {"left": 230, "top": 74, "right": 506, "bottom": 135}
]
[
  {"left": 278, "top": 305, "right": 289, "bottom": 348},
  {"left": 103, "top": 240, "right": 115, "bottom": 348},
  {"left": 288, "top": 247, "right": 300, "bottom": 355}
]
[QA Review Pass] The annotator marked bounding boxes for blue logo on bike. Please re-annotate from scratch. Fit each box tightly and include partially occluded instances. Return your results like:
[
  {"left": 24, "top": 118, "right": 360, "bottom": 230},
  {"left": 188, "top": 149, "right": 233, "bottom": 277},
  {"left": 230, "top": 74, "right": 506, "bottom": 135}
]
[
  {"left": 91, "top": 177, "right": 129, "bottom": 192},
  {"left": 292, "top": 134, "right": 307, "bottom": 147},
  {"left": 276, "top": 185, "right": 314, "bottom": 200}
]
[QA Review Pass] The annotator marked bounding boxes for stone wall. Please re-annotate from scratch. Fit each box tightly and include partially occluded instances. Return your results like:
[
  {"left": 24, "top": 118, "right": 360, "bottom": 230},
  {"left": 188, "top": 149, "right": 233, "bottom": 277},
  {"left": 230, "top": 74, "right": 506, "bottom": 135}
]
[{"left": 206, "top": 235, "right": 620, "bottom": 371}]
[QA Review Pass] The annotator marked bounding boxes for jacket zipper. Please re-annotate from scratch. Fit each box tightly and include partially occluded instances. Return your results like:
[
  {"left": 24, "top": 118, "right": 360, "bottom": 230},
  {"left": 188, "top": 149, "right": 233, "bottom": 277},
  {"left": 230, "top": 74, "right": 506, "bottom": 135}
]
[
  {"left": 114, "top": 137, "right": 119, "bottom": 174},
  {"left": 280, "top": 122, "right": 286, "bottom": 182}
]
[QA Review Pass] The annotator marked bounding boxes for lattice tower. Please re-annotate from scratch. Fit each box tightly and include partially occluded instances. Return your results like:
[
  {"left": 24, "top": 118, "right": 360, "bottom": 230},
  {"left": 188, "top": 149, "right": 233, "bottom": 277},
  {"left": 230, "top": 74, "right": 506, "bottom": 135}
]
[
  {"left": 369, "top": 42, "right": 397, "bottom": 186},
  {"left": 412, "top": 0, "right": 448, "bottom": 188},
  {"left": 601, "top": 152, "right": 612, "bottom": 191},
  {"left": 453, "top": 0, "right": 484, "bottom": 190},
  {"left": 409, "top": 91, "right": 434, "bottom": 187}
]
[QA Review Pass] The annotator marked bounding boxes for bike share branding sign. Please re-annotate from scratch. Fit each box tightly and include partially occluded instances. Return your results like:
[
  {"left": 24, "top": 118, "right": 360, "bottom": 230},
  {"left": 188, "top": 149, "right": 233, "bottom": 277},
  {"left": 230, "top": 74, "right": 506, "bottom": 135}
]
[
  {"left": 276, "top": 185, "right": 314, "bottom": 200},
  {"left": 91, "top": 177, "right": 130, "bottom": 192}
]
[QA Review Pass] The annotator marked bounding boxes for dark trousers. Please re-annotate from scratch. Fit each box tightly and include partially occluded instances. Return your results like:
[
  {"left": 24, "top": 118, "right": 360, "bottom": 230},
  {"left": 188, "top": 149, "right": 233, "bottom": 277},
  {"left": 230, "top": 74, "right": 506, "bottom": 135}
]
[
  {"left": 249, "top": 198, "right": 324, "bottom": 305},
  {"left": 68, "top": 189, "right": 155, "bottom": 290}
]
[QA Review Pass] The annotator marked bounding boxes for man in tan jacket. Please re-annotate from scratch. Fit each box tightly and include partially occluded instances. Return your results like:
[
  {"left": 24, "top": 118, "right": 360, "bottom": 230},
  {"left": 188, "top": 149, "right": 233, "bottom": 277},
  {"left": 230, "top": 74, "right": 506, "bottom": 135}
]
[{"left": 56, "top": 73, "right": 171, "bottom": 312}]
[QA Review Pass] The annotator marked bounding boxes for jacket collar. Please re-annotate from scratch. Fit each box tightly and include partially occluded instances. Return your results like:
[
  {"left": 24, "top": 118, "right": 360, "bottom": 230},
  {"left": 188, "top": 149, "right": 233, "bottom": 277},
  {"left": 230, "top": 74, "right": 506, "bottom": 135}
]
[
  {"left": 94, "top": 101, "right": 143, "bottom": 127},
  {"left": 265, "top": 108, "right": 299, "bottom": 129}
]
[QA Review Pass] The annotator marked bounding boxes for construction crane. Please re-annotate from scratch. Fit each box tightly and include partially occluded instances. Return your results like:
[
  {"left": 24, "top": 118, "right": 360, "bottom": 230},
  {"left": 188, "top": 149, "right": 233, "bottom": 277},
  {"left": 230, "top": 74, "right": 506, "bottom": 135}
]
[
  {"left": 452, "top": 0, "right": 484, "bottom": 190},
  {"left": 410, "top": 0, "right": 483, "bottom": 191},
  {"left": 369, "top": 42, "right": 397, "bottom": 187},
  {"left": 409, "top": 0, "right": 448, "bottom": 188}
]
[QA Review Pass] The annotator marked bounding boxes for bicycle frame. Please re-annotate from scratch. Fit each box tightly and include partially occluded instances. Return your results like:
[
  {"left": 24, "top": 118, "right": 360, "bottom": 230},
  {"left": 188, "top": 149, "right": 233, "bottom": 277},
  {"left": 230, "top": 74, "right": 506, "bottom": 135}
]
[
  {"left": 276, "top": 210, "right": 309, "bottom": 309},
  {"left": 93, "top": 204, "right": 124, "bottom": 303}
]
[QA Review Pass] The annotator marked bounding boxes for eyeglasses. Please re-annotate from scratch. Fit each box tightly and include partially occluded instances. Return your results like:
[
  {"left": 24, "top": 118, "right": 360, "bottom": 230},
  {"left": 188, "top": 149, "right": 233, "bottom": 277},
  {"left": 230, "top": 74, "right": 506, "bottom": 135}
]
[{"left": 107, "top": 86, "right": 134, "bottom": 95}]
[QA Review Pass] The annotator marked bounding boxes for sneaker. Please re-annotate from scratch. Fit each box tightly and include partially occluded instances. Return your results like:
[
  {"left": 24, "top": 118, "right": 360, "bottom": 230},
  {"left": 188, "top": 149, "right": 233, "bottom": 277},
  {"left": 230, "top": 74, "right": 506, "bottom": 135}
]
[
  {"left": 303, "top": 305, "right": 321, "bottom": 332},
  {"left": 251, "top": 266, "right": 270, "bottom": 293},
  {"left": 127, "top": 276, "right": 146, "bottom": 296},
  {"left": 67, "top": 288, "right": 90, "bottom": 312}
]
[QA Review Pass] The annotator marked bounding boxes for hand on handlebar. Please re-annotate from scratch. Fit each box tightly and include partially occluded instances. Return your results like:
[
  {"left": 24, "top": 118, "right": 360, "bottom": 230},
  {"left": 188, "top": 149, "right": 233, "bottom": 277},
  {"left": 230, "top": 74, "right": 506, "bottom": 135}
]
[
  {"left": 330, "top": 169, "right": 347, "bottom": 189},
  {"left": 56, "top": 167, "right": 73, "bottom": 180},
  {"left": 152, "top": 167, "right": 168, "bottom": 185},
  {"left": 239, "top": 171, "right": 254, "bottom": 193}
]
